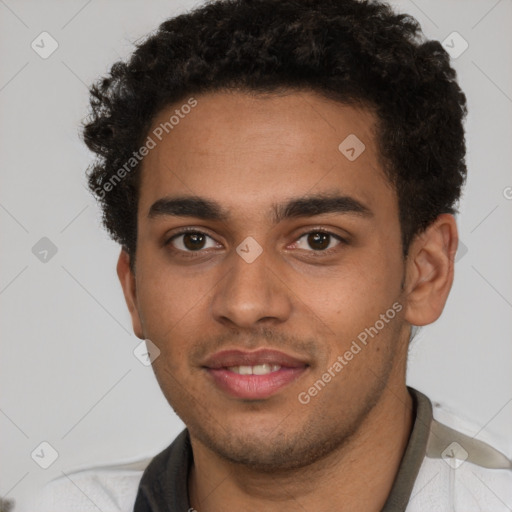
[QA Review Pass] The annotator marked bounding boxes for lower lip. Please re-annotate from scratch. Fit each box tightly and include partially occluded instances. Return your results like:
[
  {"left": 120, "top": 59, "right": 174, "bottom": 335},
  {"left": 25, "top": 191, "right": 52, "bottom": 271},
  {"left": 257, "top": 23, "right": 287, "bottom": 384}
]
[{"left": 206, "top": 367, "right": 307, "bottom": 400}]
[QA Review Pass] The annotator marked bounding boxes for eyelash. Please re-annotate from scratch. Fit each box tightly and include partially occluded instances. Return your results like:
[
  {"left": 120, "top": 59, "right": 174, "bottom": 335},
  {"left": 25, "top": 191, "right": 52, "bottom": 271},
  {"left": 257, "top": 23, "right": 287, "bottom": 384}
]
[{"left": 164, "top": 227, "right": 348, "bottom": 257}]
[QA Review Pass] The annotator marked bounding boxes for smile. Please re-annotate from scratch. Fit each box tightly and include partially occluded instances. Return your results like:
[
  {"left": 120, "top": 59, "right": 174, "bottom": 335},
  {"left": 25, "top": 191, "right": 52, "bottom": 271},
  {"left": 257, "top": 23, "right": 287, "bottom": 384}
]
[{"left": 202, "top": 349, "right": 309, "bottom": 400}]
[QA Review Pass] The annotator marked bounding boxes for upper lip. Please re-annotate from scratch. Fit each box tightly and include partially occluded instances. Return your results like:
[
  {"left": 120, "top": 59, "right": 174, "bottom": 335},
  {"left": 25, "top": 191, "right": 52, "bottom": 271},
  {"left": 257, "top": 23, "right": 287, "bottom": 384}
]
[{"left": 202, "top": 349, "right": 309, "bottom": 369}]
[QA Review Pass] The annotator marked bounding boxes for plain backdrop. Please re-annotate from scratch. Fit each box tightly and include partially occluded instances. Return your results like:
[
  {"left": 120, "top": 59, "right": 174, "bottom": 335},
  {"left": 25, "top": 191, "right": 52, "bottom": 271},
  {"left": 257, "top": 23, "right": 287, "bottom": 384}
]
[{"left": 1, "top": 0, "right": 511, "bottom": 510}]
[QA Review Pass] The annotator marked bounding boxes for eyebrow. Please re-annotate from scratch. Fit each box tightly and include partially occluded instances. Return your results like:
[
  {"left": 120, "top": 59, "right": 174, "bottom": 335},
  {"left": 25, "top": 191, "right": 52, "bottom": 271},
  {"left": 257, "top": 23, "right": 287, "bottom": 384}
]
[{"left": 148, "top": 193, "right": 373, "bottom": 223}]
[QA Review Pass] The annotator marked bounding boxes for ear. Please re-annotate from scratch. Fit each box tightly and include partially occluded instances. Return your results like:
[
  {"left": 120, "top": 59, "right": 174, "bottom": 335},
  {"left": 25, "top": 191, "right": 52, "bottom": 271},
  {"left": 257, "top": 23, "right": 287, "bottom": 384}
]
[
  {"left": 403, "top": 214, "right": 458, "bottom": 326},
  {"left": 117, "top": 249, "right": 144, "bottom": 339}
]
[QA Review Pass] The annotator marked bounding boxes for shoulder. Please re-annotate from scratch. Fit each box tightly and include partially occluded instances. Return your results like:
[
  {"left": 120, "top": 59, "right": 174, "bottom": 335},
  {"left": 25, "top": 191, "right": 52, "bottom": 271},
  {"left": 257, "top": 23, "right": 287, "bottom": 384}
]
[
  {"left": 30, "top": 431, "right": 190, "bottom": 512},
  {"left": 30, "top": 458, "right": 152, "bottom": 512},
  {"left": 407, "top": 398, "right": 512, "bottom": 512}
]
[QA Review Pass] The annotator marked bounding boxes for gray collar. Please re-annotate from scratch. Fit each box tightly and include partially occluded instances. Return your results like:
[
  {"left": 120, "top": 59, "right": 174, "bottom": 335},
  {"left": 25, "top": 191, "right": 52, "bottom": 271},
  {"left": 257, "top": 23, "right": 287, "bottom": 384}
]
[{"left": 381, "top": 387, "right": 433, "bottom": 511}]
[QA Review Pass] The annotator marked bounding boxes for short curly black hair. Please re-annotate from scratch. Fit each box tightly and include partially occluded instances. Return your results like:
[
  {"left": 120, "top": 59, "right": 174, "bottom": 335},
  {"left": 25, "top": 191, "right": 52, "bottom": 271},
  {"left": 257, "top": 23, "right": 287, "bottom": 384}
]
[{"left": 83, "top": 0, "right": 467, "bottom": 268}]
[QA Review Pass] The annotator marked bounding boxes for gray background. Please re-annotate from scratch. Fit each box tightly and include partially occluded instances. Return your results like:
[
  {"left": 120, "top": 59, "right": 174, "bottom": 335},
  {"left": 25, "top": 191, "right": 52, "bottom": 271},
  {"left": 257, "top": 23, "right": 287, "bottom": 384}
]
[{"left": 1, "top": 0, "right": 511, "bottom": 509}]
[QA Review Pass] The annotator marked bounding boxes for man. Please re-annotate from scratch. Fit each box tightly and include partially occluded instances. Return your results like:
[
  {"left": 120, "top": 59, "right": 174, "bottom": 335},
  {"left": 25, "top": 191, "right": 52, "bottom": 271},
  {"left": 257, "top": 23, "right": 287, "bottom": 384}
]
[{"left": 36, "top": 0, "right": 512, "bottom": 510}]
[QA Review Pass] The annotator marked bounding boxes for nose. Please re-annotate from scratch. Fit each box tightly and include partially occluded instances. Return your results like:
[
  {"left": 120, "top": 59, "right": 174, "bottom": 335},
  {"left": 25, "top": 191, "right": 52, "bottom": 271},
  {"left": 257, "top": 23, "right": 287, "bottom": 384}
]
[{"left": 211, "top": 245, "right": 293, "bottom": 329}]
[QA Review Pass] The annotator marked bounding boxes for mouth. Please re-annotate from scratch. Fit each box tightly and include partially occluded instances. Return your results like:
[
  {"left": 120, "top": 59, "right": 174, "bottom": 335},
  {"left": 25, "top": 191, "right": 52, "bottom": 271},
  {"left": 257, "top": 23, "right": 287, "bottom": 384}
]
[{"left": 202, "top": 349, "right": 309, "bottom": 400}]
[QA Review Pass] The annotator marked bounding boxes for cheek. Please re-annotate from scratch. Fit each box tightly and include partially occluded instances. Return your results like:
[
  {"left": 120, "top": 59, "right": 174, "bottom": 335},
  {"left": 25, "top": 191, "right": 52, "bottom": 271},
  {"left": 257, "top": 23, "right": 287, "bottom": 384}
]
[
  {"left": 300, "top": 256, "right": 399, "bottom": 314},
  {"left": 136, "top": 253, "right": 210, "bottom": 324},
  {"left": 295, "top": 256, "right": 403, "bottom": 352},
  {"left": 135, "top": 275, "right": 197, "bottom": 361},
  {"left": 135, "top": 261, "right": 220, "bottom": 363}
]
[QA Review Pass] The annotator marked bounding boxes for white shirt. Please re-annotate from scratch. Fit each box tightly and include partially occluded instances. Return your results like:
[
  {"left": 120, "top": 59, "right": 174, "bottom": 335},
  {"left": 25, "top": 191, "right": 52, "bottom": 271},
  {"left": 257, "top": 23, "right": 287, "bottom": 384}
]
[{"left": 31, "top": 389, "right": 512, "bottom": 511}]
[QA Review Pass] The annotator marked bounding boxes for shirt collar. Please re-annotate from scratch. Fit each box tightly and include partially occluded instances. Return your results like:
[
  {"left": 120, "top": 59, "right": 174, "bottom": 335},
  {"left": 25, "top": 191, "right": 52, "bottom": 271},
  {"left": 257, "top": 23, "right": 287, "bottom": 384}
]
[
  {"left": 381, "top": 387, "right": 433, "bottom": 510},
  {"left": 134, "top": 387, "right": 432, "bottom": 512}
]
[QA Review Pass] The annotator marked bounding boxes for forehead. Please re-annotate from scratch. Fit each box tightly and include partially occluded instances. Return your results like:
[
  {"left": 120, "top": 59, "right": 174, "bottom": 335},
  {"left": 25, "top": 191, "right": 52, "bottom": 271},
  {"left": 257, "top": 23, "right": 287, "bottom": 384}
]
[{"left": 138, "top": 90, "right": 394, "bottom": 219}]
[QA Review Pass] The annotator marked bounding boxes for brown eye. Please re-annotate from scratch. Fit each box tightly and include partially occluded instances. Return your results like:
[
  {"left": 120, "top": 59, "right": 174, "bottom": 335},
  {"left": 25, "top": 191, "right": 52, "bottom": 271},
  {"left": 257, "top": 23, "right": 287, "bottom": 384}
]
[
  {"left": 295, "top": 231, "right": 344, "bottom": 252},
  {"left": 183, "top": 233, "right": 206, "bottom": 250},
  {"left": 307, "top": 232, "right": 330, "bottom": 250},
  {"left": 168, "top": 231, "right": 218, "bottom": 252}
]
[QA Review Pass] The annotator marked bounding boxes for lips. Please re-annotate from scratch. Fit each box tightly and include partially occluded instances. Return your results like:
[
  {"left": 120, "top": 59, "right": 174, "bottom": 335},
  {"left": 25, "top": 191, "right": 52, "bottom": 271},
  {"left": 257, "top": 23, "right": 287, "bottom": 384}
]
[
  {"left": 203, "top": 349, "right": 308, "bottom": 369},
  {"left": 202, "top": 349, "right": 309, "bottom": 400}
]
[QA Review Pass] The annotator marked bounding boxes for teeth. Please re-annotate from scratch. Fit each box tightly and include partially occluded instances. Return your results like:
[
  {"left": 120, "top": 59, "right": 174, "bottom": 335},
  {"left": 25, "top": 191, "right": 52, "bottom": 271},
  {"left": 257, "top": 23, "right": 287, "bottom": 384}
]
[
  {"left": 253, "top": 364, "right": 271, "bottom": 375},
  {"left": 227, "top": 364, "right": 282, "bottom": 375},
  {"left": 238, "top": 365, "right": 253, "bottom": 375}
]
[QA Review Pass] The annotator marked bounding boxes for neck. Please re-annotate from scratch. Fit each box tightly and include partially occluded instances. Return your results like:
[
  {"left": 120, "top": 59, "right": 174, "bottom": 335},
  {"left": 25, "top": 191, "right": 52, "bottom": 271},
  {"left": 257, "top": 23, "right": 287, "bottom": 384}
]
[{"left": 188, "top": 383, "right": 413, "bottom": 512}]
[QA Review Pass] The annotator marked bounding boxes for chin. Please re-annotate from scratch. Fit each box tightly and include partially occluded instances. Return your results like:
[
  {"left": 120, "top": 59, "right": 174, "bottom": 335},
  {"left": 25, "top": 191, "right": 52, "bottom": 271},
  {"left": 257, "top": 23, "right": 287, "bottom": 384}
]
[{"left": 189, "top": 415, "right": 353, "bottom": 472}]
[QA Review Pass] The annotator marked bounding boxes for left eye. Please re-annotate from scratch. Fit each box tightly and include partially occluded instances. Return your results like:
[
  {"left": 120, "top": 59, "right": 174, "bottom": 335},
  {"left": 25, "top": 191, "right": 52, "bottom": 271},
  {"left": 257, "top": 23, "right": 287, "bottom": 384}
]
[
  {"left": 294, "top": 231, "right": 343, "bottom": 251},
  {"left": 168, "top": 232, "right": 219, "bottom": 251}
]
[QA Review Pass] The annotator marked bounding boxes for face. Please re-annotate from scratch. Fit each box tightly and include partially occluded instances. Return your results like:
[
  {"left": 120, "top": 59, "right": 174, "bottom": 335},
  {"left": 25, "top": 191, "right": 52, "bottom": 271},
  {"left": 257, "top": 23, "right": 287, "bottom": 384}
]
[{"left": 123, "top": 90, "right": 414, "bottom": 470}]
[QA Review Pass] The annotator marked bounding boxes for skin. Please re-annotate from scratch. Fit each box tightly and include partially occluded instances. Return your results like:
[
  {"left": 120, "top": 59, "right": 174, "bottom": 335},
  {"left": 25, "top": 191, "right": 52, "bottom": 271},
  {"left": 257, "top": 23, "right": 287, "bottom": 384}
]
[{"left": 117, "top": 90, "right": 458, "bottom": 511}]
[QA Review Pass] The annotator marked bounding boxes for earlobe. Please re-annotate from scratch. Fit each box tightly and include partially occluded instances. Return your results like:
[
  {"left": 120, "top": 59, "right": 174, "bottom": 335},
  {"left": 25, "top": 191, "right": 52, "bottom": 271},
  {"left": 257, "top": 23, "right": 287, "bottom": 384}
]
[
  {"left": 403, "top": 214, "right": 458, "bottom": 327},
  {"left": 116, "top": 249, "right": 145, "bottom": 339}
]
